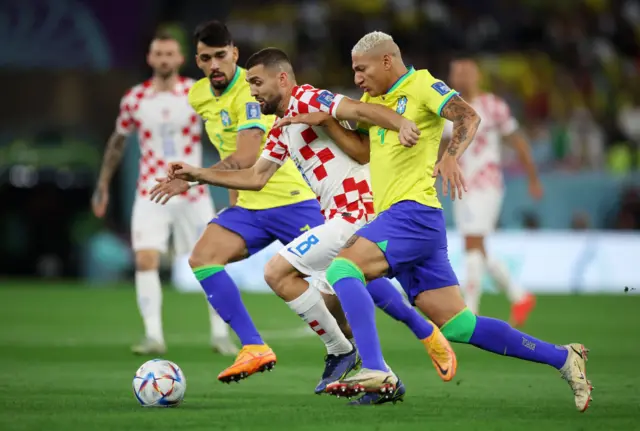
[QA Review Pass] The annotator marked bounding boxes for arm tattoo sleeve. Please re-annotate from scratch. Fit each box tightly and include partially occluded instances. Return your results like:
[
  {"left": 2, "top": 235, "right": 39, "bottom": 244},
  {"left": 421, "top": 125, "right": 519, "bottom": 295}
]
[
  {"left": 440, "top": 95, "right": 481, "bottom": 158},
  {"left": 97, "top": 132, "right": 127, "bottom": 185},
  {"left": 211, "top": 155, "right": 242, "bottom": 171}
]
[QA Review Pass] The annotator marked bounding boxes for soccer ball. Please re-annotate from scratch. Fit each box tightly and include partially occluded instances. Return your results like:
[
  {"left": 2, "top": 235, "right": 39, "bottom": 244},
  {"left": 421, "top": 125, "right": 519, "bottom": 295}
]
[{"left": 132, "top": 359, "right": 186, "bottom": 407}]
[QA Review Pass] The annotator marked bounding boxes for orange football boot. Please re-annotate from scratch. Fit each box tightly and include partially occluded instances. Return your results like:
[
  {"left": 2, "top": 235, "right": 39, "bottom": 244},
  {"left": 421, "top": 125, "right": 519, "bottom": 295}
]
[
  {"left": 510, "top": 293, "right": 536, "bottom": 327},
  {"left": 421, "top": 325, "right": 457, "bottom": 382},
  {"left": 217, "top": 344, "right": 276, "bottom": 383}
]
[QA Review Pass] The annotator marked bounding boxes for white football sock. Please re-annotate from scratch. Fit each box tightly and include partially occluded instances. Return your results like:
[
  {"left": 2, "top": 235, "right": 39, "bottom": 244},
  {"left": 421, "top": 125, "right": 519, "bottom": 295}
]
[
  {"left": 286, "top": 287, "right": 353, "bottom": 355},
  {"left": 207, "top": 303, "right": 229, "bottom": 340},
  {"left": 486, "top": 258, "right": 526, "bottom": 303},
  {"left": 135, "top": 270, "right": 164, "bottom": 344},
  {"left": 464, "top": 250, "right": 486, "bottom": 315}
]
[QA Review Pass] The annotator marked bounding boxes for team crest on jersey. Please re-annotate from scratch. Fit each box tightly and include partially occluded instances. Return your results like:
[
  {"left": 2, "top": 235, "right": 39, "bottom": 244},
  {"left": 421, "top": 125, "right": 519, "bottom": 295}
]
[
  {"left": 431, "top": 81, "right": 451, "bottom": 96},
  {"left": 317, "top": 90, "right": 335, "bottom": 108},
  {"left": 396, "top": 96, "right": 407, "bottom": 114},
  {"left": 220, "top": 109, "right": 232, "bottom": 127},
  {"left": 246, "top": 102, "right": 261, "bottom": 120}
]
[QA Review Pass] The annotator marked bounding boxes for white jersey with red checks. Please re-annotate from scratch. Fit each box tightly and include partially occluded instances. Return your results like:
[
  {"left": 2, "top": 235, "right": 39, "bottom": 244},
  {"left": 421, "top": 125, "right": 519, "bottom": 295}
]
[
  {"left": 443, "top": 93, "right": 518, "bottom": 191},
  {"left": 116, "top": 77, "right": 206, "bottom": 202},
  {"left": 261, "top": 85, "right": 374, "bottom": 223}
]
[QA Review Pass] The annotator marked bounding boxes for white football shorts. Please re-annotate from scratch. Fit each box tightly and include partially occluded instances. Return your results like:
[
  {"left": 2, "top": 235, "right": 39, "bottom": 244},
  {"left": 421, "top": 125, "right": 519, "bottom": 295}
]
[
  {"left": 452, "top": 188, "right": 503, "bottom": 236},
  {"left": 131, "top": 194, "right": 214, "bottom": 255},
  {"left": 279, "top": 215, "right": 364, "bottom": 295}
]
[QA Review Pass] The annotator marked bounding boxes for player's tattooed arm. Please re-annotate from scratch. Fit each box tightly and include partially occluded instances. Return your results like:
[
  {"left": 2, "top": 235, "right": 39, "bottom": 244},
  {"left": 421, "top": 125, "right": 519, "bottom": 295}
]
[
  {"left": 211, "top": 129, "right": 265, "bottom": 171},
  {"left": 505, "top": 131, "right": 543, "bottom": 200},
  {"left": 440, "top": 95, "right": 481, "bottom": 158},
  {"left": 92, "top": 131, "right": 127, "bottom": 217},
  {"left": 96, "top": 132, "right": 127, "bottom": 186},
  {"left": 193, "top": 157, "right": 280, "bottom": 191}
]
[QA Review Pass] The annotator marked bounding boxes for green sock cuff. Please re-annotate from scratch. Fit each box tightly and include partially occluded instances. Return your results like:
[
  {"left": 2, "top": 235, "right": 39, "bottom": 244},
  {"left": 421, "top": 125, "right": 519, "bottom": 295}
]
[
  {"left": 326, "top": 258, "right": 365, "bottom": 286},
  {"left": 440, "top": 307, "right": 477, "bottom": 343},
  {"left": 193, "top": 264, "right": 225, "bottom": 281}
]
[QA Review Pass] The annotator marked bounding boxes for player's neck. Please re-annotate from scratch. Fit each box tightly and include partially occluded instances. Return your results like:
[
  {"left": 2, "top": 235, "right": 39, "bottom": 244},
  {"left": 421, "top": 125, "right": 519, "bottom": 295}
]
[
  {"left": 385, "top": 64, "right": 409, "bottom": 93},
  {"left": 152, "top": 75, "right": 178, "bottom": 92},
  {"left": 276, "top": 83, "right": 296, "bottom": 118}
]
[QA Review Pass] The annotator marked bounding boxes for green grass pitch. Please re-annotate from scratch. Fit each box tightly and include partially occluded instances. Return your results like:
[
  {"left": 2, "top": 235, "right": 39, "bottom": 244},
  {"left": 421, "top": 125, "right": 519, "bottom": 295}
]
[{"left": 1, "top": 285, "right": 639, "bottom": 430}]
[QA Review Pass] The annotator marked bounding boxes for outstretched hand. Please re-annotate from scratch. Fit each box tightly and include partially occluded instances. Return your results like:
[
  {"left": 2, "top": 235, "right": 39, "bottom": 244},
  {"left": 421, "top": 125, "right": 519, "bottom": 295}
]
[
  {"left": 433, "top": 155, "right": 467, "bottom": 201},
  {"left": 149, "top": 177, "right": 190, "bottom": 205}
]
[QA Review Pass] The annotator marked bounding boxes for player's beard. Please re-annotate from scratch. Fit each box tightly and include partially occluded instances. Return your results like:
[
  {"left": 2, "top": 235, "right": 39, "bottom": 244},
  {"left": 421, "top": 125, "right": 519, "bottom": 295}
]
[
  {"left": 209, "top": 72, "right": 229, "bottom": 91},
  {"left": 260, "top": 95, "right": 281, "bottom": 116},
  {"left": 156, "top": 65, "right": 175, "bottom": 81}
]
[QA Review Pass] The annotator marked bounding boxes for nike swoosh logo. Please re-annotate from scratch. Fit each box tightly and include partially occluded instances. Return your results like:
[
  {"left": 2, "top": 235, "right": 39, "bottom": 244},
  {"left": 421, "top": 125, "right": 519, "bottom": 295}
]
[{"left": 434, "top": 360, "right": 449, "bottom": 376}]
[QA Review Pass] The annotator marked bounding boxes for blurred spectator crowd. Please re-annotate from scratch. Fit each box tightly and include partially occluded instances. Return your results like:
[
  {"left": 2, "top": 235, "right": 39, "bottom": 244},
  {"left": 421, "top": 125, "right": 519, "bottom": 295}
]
[{"left": 225, "top": 0, "right": 640, "bottom": 174}]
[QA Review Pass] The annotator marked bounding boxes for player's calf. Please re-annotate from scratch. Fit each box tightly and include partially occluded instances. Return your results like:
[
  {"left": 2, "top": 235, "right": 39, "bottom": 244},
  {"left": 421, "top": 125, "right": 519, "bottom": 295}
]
[{"left": 133, "top": 249, "right": 165, "bottom": 351}]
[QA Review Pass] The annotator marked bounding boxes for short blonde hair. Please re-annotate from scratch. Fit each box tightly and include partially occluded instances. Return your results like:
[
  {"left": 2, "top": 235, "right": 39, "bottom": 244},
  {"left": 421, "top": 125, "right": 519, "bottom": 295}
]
[{"left": 351, "top": 31, "right": 394, "bottom": 56}]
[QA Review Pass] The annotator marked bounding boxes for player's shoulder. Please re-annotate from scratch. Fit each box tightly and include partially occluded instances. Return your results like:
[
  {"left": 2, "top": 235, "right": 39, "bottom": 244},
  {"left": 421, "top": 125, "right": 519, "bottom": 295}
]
[
  {"left": 291, "top": 83, "right": 333, "bottom": 101},
  {"left": 413, "top": 69, "right": 451, "bottom": 94},
  {"left": 121, "top": 80, "right": 152, "bottom": 104},
  {"left": 187, "top": 77, "right": 211, "bottom": 108}
]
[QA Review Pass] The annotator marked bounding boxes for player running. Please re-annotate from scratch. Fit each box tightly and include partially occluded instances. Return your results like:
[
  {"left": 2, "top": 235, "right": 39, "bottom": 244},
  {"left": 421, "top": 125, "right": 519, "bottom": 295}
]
[
  {"left": 150, "top": 47, "right": 457, "bottom": 405},
  {"left": 91, "top": 31, "right": 236, "bottom": 356},
  {"left": 443, "top": 57, "right": 542, "bottom": 326},
  {"left": 302, "top": 32, "right": 591, "bottom": 412}
]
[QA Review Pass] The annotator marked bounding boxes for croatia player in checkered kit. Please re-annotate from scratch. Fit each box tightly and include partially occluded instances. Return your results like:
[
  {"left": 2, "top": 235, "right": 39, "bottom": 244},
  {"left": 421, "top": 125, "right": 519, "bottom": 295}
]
[
  {"left": 92, "top": 32, "right": 236, "bottom": 356},
  {"left": 443, "top": 57, "right": 543, "bottom": 326},
  {"left": 151, "top": 47, "right": 457, "bottom": 405}
]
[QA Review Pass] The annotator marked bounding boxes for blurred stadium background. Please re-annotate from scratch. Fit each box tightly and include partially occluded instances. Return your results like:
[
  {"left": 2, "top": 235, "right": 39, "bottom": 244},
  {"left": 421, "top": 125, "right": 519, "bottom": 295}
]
[
  {"left": 1, "top": 0, "right": 640, "bottom": 291},
  {"left": 1, "top": 0, "right": 640, "bottom": 429}
]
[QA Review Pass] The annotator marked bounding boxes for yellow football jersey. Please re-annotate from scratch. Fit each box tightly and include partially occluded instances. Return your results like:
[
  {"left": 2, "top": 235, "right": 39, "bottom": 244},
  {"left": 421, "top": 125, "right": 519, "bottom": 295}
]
[
  {"left": 357, "top": 67, "right": 458, "bottom": 213},
  {"left": 188, "top": 67, "right": 315, "bottom": 210}
]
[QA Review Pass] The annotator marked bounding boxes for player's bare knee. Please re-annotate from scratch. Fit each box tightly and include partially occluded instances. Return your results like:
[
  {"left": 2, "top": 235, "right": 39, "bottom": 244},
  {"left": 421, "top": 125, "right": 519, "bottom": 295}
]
[
  {"left": 135, "top": 250, "right": 159, "bottom": 272},
  {"left": 189, "top": 225, "right": 247, "bottom": 268},
  {"left": 264, "top": 255, "right": 298, "bottom": 298},
  {"left": 414, "top": 285, "right": 467, "bottom": 327},
  {"left": 464, "top": 236, "right": 486, "bottom": 254},
  {"left": 334, "top": 236, "right": 388, "bottom": 281}
]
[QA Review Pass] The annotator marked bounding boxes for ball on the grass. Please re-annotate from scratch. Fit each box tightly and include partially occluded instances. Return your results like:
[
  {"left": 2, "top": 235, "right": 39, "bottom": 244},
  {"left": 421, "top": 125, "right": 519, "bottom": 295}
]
[{"left": 132, "top": 359, "right": 186, "bottom": 407}]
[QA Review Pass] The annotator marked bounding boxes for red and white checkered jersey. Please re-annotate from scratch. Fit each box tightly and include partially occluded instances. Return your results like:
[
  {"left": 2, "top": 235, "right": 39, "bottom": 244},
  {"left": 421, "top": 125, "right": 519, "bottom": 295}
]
[
  {"left": 443, "top": 93, "right": 518, "bottom": 191},
  {"left": 115, "top": 77, "right": 206, "bottom": 202},
  {"left": 261, "top": 85, "right": 374, "bottom": 223}
]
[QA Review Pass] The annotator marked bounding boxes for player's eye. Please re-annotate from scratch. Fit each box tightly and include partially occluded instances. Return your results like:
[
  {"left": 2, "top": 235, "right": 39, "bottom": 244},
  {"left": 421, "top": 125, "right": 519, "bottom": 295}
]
[
  {"left": 215, "top": 52, "right": 226, "bottom": 59},
  {"left": 200, "top": 55, "right": 210, "bottom": 61}
]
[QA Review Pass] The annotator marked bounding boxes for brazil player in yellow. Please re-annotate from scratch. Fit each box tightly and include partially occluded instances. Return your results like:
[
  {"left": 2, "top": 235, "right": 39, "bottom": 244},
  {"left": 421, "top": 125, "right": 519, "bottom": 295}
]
[
  {"left": 310, "top": 32, "right": 592, "bottom": 412},
  {"left": 160, "top": 21, "right": 325, "bottom": 384}
]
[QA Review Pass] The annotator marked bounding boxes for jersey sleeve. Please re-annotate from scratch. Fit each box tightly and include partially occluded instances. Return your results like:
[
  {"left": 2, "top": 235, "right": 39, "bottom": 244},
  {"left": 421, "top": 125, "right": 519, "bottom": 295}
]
[
  {"left": 493, "top": 97, "right": 519, "bottom": 136},
  {"left": 260, "top": 127, "right": 289, "bottom": 166},
  {"left": 115, "top": 91, "right": 136, "bottom": 136},
  {"left": 233, "top": 90, "right": 271, "bottom": 133},
  {"left": 421, "top": 74, "right": 459, "bottom": 117},
  {"left": 292, "top": 86, "right": 346, "bottom": 119}
]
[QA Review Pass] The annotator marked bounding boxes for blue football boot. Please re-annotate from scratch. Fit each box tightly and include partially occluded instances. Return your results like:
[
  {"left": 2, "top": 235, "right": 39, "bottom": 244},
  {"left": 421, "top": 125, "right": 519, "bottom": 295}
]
[{"left": 314, "top": 348, "right": 361, "bottom": 394}]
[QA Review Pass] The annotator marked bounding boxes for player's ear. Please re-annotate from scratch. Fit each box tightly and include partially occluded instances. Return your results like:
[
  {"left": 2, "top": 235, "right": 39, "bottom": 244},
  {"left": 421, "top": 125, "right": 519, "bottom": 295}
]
[
  {"left": 232, "top": 46, "right": 239, "bottom": 63},
  {"left": 383, "top": 54, "right": 393, "bottom": 71}
]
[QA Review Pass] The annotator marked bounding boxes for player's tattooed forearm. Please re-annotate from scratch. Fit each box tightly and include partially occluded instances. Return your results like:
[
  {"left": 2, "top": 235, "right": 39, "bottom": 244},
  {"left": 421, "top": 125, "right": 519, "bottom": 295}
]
[
  {"left": 440, "top": 95, "right": 480, "bottom": 157},
  {"left": 97, "top": 133, "right": 127, "bottom": 184},
  {"left": 213, "top": 156, "right": 242, "bottom": 171},
  {"left": 343, "top": 235, "right": 359, "bottom": 249}
]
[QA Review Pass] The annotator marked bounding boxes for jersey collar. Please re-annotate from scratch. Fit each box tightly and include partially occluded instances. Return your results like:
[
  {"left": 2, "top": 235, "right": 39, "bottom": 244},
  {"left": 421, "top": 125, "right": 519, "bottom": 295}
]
[
  {"left": 385, "top": 66, "right": 415, "bottom": 94},
  {"left": 210, "top": 66, "right": 242, "bottom": 98}
]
